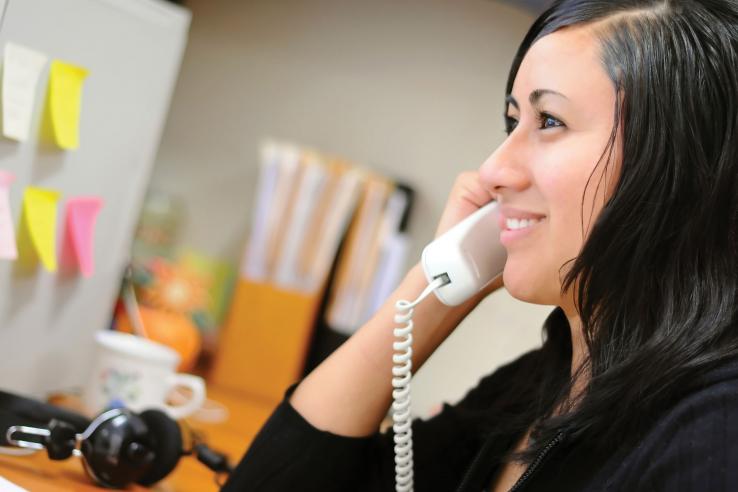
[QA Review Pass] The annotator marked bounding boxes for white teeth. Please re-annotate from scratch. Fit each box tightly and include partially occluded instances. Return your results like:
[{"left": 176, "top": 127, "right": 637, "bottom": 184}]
[{"left": 506, "top": 217, "right": 542, "bottom": 230}]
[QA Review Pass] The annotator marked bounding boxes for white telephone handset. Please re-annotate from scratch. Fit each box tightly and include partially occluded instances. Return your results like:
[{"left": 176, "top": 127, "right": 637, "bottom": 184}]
[
  {"left": 421, "top": 201, "right": 506, "bottom": 305},
  {"left": 392, "top": 201, "right": 506, "bottom": 492}
]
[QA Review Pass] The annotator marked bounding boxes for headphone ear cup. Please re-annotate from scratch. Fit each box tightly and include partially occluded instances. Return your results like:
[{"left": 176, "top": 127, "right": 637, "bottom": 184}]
[{"left": 135, "top": 409, "right": 183, "bottom": 486}]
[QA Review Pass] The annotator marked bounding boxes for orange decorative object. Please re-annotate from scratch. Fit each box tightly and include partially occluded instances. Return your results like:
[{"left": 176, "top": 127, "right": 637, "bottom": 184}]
[
  {"left": 138, "top": 258, "right": 210, "bottom": 314},
  {"left": 116, "top": 306, "right": 202, "bottom": 371}
]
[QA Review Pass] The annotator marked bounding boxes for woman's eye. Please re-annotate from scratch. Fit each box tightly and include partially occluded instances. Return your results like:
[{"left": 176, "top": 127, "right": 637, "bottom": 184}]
[
  {"left": 504, "top": 113, "right": 564, "bottom": 136},
  {"left": 504, "top": 115, "right": 518, "bottom": 135},
  {"left": 538, "top": 112, "right": 564, "bottom": 130}
]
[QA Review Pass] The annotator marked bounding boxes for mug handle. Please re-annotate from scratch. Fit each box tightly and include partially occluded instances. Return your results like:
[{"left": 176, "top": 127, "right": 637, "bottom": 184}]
[{"left": 164, "top": 373, "right": 206, "bottom": 420}]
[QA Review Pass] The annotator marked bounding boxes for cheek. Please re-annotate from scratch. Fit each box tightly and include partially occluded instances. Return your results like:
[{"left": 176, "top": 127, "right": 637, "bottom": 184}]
[
  {"left": 536, "top": 130, "right": 619, "bottom": 215},
  {"left": 540, "top": 167, "right": 582, "bottom": 221},
  {"left": 537, "top": 163, "right": 593, "bottom": 257}
]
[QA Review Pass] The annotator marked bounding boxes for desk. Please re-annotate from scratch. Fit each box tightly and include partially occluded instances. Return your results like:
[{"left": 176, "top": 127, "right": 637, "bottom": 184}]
[{"left": 0, "top": 386, "right": 276, "bottom": 491}]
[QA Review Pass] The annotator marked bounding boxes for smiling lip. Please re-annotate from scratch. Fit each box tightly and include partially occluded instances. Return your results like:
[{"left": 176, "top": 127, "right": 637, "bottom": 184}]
[{"left": 498, "top": 206, "right": 547, "bottom": 246}]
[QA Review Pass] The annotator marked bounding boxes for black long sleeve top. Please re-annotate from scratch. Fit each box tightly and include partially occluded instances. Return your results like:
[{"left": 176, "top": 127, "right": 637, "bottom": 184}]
[{"left": 222, "top": 347, "right": 738, "bottom": 491}]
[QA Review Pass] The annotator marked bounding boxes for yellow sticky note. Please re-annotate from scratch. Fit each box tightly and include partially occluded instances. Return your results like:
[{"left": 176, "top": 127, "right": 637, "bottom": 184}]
[
  {"left": 49, "top": 60, "right": 88, "bottom": 150},
  {"left": 21, "top": 187, "right": 61, "bottom": 272}
]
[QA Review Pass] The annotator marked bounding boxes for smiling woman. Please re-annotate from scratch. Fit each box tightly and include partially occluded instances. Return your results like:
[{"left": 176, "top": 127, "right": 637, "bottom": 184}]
[
  {"left": 222, "top": 1, "right": 738, "bottom": 491},
  {"left": 483, "top": 25, "right": 621, "bottom": 314}
]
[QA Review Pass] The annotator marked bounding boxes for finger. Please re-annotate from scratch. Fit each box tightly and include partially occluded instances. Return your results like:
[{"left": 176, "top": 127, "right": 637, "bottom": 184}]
[
  {"left": 435, "top": 173, "right": 497, "bottom": 237},
  {"left": 454, "top": 171, "right": 497, "bottom": 210}
]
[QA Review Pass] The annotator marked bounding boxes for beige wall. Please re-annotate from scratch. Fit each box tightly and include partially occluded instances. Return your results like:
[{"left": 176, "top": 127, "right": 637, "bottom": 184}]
[{"left": 152, "top": 0, "right": 556, "bottom": 417}]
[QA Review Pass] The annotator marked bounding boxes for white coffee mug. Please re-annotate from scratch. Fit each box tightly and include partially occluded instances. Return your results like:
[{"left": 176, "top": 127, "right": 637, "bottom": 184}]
[{"left": 83, "top": 331, "right": 206, "bottom": 420}]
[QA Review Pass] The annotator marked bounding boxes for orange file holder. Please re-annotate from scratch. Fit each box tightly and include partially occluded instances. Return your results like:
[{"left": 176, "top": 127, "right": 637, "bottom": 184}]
[{"left": 209, "top": 279, "right": 322, "bottom": 405}]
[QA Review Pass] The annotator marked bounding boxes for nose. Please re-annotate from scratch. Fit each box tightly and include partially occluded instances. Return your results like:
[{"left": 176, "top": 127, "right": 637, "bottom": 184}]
[{"left": 478, "top": 134, "right": 530, "bottom": 197}]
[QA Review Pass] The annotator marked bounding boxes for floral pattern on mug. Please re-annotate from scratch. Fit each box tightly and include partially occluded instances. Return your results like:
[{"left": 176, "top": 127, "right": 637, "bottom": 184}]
[{"left": 99, "top": 367, "right": 142, "bottom": 405}]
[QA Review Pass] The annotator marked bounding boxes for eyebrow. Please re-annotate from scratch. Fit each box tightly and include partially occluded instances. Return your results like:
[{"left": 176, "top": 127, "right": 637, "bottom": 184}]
[{"left": 505, "top": 89, "right": 569, "bottom": 110}]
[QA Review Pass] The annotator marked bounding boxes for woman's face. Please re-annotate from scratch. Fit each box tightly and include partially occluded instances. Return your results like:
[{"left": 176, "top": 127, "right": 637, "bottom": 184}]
[{"left": 479, "top": 25, "right": 621, "bottom": 310}]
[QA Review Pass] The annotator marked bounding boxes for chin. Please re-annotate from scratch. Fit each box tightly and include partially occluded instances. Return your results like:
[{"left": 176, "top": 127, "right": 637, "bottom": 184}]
[{"left": 502, "top": 264, "right": 557, "bottom": 305}]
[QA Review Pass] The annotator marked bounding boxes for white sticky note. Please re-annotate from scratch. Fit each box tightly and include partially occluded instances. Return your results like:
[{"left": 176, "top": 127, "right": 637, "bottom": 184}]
[
  {"left": 0, "top": 475, "right": 27, "bottom": 492},
  {"left": 2, "top": 42, "right": 48, "bottom": 141}
]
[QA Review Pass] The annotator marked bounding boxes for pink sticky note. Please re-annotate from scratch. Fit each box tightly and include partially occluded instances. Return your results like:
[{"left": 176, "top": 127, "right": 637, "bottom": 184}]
[
  {"left": 64, "top": 197, "right": 102, "bottom": 277},
  {"left": 0, "top": 171, "right": 17, "bottom": 260}
]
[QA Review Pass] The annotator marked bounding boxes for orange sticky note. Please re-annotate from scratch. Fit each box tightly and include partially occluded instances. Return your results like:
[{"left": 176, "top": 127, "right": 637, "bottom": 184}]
[
  {"left": 49, "top": 60, "right": 88, "bottom": 150},
  {"left": 21, "top": 187, "right": 61, "bottom": 271},
  {"left": 64, "top": 196, "right": 102, "bottom": 277},
  {"left": 0, "top": 170, "right": 17, "bottom": 260}
]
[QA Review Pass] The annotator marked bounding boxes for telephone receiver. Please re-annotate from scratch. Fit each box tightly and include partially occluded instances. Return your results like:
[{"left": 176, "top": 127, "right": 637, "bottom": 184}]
[
  {"left": 421, "top": 201, "right": 506, "bottom": 306},
  {"left": 391, "top": 201, "right": 506, "bottom": 492}
]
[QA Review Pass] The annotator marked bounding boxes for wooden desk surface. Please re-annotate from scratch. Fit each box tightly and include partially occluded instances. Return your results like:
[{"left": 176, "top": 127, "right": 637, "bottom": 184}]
[{"left": 0, "top": 387, "right": 277, "bottom": 491}]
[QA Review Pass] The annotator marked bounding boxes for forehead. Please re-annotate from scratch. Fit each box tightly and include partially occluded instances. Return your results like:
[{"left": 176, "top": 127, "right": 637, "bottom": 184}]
[{"left": 511, "top": 26, "right": 615, "bottom": 115}]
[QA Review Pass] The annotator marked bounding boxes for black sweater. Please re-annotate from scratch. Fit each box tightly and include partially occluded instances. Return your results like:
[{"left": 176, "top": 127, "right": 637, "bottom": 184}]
[{"left": 222, "top": 348, "right": 738, "bottom": 491}]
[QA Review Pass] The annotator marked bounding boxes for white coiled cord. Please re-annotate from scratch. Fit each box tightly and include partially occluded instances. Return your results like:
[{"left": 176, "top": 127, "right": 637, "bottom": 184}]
[{"left": 392, "top": 275, "right": 450, "bottom": 492}]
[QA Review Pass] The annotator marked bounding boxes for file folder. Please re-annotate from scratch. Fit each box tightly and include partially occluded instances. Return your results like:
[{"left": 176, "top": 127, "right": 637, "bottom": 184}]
[{"left": 209, "top": 279, "right": 323, "bottom": 404}]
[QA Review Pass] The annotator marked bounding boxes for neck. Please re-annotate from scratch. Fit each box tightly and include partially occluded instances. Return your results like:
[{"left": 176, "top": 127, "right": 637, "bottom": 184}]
[
  {"left": 564, "top": 311, "right": 590, "bottom": 403},
  {"left": 566, "top": 314, "right": 587, "bottom": 375}
]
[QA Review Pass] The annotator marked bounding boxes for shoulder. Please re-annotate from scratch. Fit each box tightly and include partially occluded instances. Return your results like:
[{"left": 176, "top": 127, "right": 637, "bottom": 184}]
[
  {"left": 622, "top": 357, "right": 738, "bottom": 491},
  {"left": 648, "top": 357, "right": 738, "bottom": 443}
]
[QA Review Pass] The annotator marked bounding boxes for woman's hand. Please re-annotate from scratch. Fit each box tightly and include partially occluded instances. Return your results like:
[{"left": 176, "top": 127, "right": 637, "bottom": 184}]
[
  {"left": 433, "top": 170, "right": 504, "bottom": 295},
  {"left": 434, "top": 171, "right": 497, "bottom": 237}
]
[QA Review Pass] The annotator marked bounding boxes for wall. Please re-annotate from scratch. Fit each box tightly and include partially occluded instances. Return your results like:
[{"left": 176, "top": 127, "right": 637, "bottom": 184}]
[
  {"left": 152, "top": 0, "right": 556, "bottom": 417},
  {"left": 0, "top": 0, "right": 190, "bottom": 398}
]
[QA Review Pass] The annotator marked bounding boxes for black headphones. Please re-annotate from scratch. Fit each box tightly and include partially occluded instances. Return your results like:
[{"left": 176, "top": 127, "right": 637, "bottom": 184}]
[{"left": 0, "top": 389, "right": 232, "bottom": 488}]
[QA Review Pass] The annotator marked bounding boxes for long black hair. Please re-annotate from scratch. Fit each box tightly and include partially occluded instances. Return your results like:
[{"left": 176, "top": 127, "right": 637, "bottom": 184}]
[{"left": 490, "top": 0, "right": 738, "bottom": 463}]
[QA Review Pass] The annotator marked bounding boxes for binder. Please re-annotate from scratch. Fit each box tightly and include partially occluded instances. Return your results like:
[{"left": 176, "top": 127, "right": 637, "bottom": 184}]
[
  {"left": 209, "top": 140, "right": 413, "bottom": 403},
  {"left": 324, "top": 175, "right": 394, "bottom": 334},
  {"left": 210, "top": 142, "right": 362, "bottom": 403}
]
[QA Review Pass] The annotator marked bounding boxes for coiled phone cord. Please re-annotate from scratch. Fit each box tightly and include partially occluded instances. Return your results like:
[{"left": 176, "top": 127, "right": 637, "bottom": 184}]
[{"left": 392, "top": 274, "right": 450, "bottom": 492}]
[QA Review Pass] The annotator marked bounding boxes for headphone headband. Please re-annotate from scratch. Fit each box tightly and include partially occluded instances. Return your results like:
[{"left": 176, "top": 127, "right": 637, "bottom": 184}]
[{"left": 0, "top": 390, "right": 90, "bottom": 440}]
